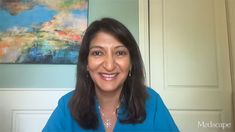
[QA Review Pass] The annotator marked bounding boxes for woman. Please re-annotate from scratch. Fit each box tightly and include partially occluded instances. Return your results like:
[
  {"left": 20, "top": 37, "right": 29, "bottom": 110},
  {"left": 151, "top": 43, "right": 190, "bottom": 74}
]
[{"left": 43, "top": 18, "right": 179, "bottom": 132}]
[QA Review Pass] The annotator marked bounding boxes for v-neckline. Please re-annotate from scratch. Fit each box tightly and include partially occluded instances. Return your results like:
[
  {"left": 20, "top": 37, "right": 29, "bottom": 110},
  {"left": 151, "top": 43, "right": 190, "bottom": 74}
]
[{"left": 96, "top": 100, "right": 119, "bottom": 131}]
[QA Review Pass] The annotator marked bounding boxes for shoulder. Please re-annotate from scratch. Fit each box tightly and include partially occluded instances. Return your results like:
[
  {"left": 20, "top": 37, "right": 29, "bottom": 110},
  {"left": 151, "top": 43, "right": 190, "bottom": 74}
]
[
  {"left": 146, "top": 87, "right": 170, "bottom": 109},
  {"left": 60, "top": 90, "right": 74, "bottom": 101},
  {"left": 146, "top": 87, "right": 158, "bottom": 95},
  {"left": 58, "top": 90, "right": 74, "bottom": 106},
  {"left": 145, "top": 87, "right": 163, "bottom": 110},
  {"left": 145, "top": 87, "right": 167, "bottom": 111},
  {"left": 146, "top": 87, "right": 161, "bottom": 101},
  {"left": 145, "top": 87, "right": 179, "bottom": 131},
  {"left": 42, "top": 90, "right": 76, "bottom": 131}
]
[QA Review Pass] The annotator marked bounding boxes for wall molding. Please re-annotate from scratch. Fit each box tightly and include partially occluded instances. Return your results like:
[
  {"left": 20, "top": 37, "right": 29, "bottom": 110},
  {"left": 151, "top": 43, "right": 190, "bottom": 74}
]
[
  {"left": 12, "top": 110, "right": 52, "bottom": 132},
  {"left": 0, "top": 89, "right": 70, "bottom": 132}
]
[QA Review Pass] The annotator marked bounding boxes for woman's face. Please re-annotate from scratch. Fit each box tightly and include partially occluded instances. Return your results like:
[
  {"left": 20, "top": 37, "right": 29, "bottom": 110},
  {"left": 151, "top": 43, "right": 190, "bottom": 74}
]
[{"left": 87, "top": 32, "right": 132, "bottom": 93}]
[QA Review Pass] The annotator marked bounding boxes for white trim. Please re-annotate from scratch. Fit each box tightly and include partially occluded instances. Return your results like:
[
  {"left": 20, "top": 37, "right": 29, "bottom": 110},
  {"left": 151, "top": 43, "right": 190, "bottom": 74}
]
[{"left": 139, "top": 0, "right": 150, "bottom": 86}]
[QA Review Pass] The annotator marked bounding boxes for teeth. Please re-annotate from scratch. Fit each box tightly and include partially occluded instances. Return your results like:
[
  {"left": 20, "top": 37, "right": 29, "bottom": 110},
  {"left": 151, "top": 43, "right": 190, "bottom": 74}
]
[
  {"left": 100, "top": 73, "right": 117, "bottom": 80},
  {"left": 102, "top": 74, "right": 116, "bottom": 78}
]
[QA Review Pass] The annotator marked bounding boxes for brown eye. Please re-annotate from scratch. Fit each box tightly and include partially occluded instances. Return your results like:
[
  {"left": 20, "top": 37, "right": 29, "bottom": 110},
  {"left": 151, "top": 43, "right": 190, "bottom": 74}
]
[
  {"left": 116, "top": 51, "right": 127, "bottom": 56},
  {"left": 91, "top": 51, "right": 103, "bottom": 56}
]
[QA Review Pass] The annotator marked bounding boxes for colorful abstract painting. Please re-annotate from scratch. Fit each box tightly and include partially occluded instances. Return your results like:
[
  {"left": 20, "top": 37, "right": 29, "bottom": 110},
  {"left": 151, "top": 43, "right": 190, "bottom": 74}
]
[{"left": 0, "top": 0, "right": 88, "bottom": 64}]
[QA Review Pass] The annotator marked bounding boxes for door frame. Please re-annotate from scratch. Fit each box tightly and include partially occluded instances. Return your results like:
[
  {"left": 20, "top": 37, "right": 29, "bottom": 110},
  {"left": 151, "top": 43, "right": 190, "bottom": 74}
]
[
  {"left": 226, "top": 0, "right": 235, "bottom": 125},
  {"left": 138, "top": 0, "right": 150, "bottom": 86}
]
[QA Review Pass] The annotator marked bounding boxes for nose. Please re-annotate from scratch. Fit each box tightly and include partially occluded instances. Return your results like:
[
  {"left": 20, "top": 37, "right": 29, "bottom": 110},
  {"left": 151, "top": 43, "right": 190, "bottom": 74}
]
[{"left": 103, "top": 54, "right": 116, "bottom": 71}]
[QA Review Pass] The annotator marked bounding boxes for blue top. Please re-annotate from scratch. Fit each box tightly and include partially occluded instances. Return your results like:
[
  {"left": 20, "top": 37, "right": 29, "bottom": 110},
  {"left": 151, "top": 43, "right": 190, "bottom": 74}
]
[{"left": 43, "top": 88, "right": 179, "bottom": 132}]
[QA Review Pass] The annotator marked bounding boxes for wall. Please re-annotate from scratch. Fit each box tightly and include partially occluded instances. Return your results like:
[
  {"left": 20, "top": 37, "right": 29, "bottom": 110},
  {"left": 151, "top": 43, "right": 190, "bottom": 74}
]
[
  {"left": 0, "top": 0, "right": 139, "bottom": 88},
  {"left": 0, "top": 1, "right": 140, "bottom": 132}
]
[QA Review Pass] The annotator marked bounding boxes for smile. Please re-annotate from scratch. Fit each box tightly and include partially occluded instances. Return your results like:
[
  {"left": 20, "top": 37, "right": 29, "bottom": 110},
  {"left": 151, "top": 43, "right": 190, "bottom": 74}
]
[{"left": 99, "top": 73, "right": 119, "bottom": 81}]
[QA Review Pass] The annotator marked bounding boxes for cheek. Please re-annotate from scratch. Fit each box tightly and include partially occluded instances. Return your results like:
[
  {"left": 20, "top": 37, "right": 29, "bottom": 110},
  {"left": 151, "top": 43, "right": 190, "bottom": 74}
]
[
  {"left": 87, "top": 57, "right": 102, "bottom": 71},
  {"left": 118, "top": 59, "right": 132, "bottom": 72},
  {"left": 87, "top": 58, "right": 94, "bottom": 71}
]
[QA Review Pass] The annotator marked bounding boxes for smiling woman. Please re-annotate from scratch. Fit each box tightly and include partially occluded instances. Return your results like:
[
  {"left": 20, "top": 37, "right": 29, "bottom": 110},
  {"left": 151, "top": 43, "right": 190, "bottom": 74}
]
[
  {"left": 42, "top": 18, "right": 179, "bottom": 132},
  {"left": 88, "top": 32, "right": 132, "bottom": 93}
]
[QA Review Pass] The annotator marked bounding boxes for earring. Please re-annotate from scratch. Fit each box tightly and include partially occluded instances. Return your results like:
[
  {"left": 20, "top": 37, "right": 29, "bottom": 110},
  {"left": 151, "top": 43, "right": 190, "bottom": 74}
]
[
  {"left": 86, "top": 73, "right": 89, "bottom": 78},
  {"left": 129, "top": 71, "right": 132, "bottom": 77}
]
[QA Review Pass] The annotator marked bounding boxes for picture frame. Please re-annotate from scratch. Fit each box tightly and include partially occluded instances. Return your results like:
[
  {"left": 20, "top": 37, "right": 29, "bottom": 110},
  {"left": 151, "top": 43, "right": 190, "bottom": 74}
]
[{"left": 0, "top": 0, "right": 88, "bottom": 64}]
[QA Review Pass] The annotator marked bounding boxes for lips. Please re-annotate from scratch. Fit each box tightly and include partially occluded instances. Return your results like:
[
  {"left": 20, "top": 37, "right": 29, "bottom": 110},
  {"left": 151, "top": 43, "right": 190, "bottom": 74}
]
[{"left": 99, "top": 73, "right": 119, "bottom": 81}]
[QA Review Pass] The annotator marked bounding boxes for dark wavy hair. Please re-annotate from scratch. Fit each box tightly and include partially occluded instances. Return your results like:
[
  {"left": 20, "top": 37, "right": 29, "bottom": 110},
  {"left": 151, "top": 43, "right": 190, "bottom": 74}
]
[{"left": 69, "top": 18, "right": 147, "bottom": 130}]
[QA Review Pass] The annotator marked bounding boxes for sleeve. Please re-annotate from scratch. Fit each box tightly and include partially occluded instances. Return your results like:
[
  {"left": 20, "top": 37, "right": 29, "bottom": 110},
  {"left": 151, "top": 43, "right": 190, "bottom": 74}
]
[
  {"left": 154, "top": 94, "right": 179, "bottom": 132},
  {"left": 42, "top": 97, "right": 66, "bottom": 132}
]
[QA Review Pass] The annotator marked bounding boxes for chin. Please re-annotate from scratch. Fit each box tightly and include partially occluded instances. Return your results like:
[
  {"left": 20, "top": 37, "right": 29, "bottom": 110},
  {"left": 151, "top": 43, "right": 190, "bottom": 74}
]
[{"left": 96, "top": 84, "right": 122, "bottom": 93}]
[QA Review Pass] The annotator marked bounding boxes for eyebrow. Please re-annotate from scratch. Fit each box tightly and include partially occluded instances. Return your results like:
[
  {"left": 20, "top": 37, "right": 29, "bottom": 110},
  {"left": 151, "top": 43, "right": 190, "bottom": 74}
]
[
  {"left": 115, "top": 45, "right": 127, "bottom": 49},
  {"left": 89, "top": 45, "right": 103, "bottom": 50},
  {"left": 89, "top": 45, "right": 126, "bottom": 50}
]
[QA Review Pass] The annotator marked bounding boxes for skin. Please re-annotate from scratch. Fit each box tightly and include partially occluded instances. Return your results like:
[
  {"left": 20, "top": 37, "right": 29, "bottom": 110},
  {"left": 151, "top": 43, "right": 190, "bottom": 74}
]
[{"left": 87, "top": 31, "right": 132, "bottom": 131}]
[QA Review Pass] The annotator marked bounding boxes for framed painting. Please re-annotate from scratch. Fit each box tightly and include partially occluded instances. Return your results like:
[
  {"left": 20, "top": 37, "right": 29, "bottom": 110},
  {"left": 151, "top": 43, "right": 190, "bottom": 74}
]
[{"left": 0, "top": 0, "right": 88, "bottom": 64}]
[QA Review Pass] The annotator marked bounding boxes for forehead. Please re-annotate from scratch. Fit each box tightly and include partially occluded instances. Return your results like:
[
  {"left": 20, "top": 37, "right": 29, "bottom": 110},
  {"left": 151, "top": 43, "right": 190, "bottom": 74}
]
[{"left": 90, "top": 32, "right": 125, "bottom": 48}]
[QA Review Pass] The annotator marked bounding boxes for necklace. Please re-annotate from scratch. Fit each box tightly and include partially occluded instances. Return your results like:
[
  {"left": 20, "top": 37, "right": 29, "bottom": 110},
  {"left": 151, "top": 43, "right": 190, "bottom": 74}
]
[{"left": 98, "top": 105, "right": 119, "bottom": 129}]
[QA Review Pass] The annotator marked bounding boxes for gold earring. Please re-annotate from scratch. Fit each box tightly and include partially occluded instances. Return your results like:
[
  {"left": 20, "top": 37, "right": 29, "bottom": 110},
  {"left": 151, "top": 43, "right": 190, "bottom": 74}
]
[{"left": 129, "top": 71, "right": 132, "bottom": 77}]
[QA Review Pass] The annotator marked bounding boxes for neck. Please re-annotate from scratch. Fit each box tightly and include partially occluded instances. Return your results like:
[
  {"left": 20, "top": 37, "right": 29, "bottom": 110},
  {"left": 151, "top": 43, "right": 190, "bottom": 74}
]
[{"left": 95, "top": 87, "right": 122, "bottom": 111}]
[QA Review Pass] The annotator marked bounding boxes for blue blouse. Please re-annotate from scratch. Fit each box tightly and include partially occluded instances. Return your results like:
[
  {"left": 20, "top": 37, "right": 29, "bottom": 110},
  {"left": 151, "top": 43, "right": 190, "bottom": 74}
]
[{"left": 43, "top": 88, "right": 179, "bottom": 132}]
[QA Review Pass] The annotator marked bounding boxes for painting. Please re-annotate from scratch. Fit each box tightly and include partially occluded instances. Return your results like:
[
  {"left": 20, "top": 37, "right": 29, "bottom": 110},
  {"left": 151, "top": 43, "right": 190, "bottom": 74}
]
[{"left": 0, "top": 0, "right": 88, "bottom": 64}]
